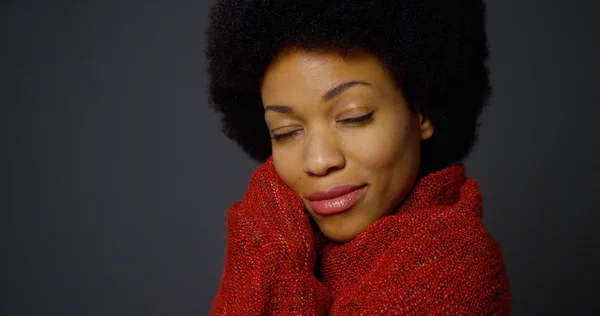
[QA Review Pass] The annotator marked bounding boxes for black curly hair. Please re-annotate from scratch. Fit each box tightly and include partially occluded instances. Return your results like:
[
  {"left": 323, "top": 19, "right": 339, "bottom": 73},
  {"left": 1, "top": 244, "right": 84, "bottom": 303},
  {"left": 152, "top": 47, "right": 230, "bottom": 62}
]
[{"left": 205, "top": 0, "right": 491, "bottom": 173}]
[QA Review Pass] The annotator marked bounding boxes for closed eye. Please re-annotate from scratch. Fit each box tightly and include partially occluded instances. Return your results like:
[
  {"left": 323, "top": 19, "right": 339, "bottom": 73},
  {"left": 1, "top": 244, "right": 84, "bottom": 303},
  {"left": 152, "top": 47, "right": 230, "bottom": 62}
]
[
  {"left": 339, "top": 112, "right": 374, "bottom": 124},
  {"left": 272, "top": 129, "right": 301, "bottom": 141}
]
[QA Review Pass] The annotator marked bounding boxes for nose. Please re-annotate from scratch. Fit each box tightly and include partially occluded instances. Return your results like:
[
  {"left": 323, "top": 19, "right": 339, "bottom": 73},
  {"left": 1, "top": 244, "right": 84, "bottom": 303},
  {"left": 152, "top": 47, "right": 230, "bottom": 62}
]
[{"left": 303, "top": 128, "right": 345, "bottom": 176}]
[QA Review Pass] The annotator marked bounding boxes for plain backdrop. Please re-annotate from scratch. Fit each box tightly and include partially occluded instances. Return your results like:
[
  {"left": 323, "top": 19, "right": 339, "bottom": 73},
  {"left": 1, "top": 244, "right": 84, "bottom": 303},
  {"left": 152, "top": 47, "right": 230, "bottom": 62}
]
[{"left": 2, "top": 0, "right": 599, "bottom": 315}]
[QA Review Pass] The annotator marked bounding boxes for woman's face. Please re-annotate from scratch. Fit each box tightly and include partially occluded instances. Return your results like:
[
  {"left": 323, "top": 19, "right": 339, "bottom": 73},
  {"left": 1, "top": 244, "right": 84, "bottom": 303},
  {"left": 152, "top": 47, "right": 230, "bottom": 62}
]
[{"left": 261, "top": 49, "right": 434, "bottom": 242}]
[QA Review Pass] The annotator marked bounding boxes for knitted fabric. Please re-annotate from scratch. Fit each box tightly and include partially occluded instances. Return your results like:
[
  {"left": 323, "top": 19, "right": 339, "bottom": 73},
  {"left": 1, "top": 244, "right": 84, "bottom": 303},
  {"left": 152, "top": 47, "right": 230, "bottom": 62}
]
[{"left": 211, "top": 158, "right": 511, "bottom": 315}]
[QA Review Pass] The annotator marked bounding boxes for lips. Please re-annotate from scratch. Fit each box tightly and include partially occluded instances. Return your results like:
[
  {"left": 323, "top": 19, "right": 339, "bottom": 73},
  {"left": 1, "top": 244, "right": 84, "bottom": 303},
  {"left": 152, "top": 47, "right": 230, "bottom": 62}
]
[{"left": 307, "top": 185, "right": 367, "bottom": 216}]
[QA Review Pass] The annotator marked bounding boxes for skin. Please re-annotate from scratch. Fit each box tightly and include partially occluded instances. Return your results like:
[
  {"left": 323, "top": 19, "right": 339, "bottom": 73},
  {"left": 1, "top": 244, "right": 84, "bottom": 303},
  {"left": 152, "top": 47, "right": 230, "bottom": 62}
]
[{"left": 261, "top": 48, "right": 434, "bottom": 243}]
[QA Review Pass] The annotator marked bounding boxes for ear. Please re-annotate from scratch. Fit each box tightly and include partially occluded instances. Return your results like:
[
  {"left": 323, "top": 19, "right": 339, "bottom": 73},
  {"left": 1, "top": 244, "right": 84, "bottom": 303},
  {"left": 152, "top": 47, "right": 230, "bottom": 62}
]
[{"left": 418, "top": 113, "right": 435, "bottom": 140}]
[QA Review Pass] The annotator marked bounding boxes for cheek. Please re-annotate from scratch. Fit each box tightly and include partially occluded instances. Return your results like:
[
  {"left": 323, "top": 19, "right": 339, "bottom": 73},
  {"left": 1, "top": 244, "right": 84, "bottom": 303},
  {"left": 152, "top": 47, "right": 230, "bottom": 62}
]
[
  {"left": 344, "top": 115, "right": 418, "bottom": 170},
  {"left": 272, "top": 146, "right": 304, "bottom": 193},
  {"left": 343, "top": 114, "right": 421, "bottom": 215}
]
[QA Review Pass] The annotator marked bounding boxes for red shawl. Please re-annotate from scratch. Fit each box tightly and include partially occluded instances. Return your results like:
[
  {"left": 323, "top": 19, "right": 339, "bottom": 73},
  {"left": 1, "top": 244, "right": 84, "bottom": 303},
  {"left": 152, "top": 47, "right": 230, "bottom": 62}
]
[{"left": 211, "top": 158, "right": 511, "bottom": 315}]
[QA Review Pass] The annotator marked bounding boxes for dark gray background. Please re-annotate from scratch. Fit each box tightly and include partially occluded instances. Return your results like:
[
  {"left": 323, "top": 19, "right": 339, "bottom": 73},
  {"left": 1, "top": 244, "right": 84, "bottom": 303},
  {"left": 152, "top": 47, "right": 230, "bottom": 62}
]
[{"left": 2, "top": 0, "right": 599, "bottom": 315}]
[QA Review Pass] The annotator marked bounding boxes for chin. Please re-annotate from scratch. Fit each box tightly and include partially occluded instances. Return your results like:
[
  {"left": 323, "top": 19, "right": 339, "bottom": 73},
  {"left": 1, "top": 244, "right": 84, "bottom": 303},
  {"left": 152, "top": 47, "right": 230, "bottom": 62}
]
[
  {"left": 317, "top": 221, "right": 365, "bottom": 243},
  {"left": 323, "top": 231, "right": 356, "bottom": 243},
  {"left": 310, "top": 208, "right": 378, "bottom": 243}
]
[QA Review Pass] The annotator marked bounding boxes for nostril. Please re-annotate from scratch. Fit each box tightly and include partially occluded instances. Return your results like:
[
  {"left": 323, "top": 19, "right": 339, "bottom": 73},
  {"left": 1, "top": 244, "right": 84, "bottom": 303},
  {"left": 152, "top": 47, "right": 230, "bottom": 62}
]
[
  {"left": 303, "top": 157, "right": 345, "bottom": 177},
  {"left": 303, "top": 131, "right": 346, "bottom": 176}
]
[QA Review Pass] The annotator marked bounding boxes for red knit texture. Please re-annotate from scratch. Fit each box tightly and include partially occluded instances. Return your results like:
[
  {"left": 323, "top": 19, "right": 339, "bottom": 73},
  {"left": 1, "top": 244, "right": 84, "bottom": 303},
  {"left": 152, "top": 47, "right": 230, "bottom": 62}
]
[{"left": 211, "top": 158, "right": 511, "bottom": 315}]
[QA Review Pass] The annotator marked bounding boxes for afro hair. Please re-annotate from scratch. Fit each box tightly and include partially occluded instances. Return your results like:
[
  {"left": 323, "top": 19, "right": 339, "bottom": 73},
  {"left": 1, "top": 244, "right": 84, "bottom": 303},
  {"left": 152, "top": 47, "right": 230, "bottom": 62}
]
[{"left": 205, "top": 0, "right": 491, "bottom": 173}]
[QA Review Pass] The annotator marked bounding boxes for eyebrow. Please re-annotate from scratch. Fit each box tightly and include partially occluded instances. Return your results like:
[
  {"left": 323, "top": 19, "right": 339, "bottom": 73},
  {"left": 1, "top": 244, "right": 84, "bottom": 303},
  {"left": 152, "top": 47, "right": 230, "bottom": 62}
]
[
  {"left": 264, "top": 80, "right": 371, "bottom": 114},
  {"left": 264, "top": 105, "right": 293, "bottom": 114},
  {"left": 323, "top": 80, "right": 370, "bottom": 102}
]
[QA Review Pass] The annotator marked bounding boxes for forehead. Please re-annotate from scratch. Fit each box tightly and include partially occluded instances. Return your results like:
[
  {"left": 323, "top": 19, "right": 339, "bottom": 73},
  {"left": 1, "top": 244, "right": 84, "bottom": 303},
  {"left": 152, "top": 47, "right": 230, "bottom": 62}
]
[{"left": 260, "top": 48, "right": 392, "bottom": 104}]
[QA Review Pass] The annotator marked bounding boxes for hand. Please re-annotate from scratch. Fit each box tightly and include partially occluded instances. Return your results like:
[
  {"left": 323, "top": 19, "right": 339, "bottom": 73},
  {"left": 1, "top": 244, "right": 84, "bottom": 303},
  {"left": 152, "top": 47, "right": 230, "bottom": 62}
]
[
  {"left": 212, "top": 157, "right": 331, "bottom": 315},
  {"left": 227, "top": 157, "right": 317, "bottom": 272}
]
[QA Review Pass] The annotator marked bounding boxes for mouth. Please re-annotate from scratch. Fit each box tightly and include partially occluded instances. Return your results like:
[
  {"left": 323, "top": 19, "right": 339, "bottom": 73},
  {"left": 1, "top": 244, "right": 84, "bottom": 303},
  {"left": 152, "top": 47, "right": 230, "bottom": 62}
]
[{"left": 307, "top": 185, "right": 367, "bottom": 216}]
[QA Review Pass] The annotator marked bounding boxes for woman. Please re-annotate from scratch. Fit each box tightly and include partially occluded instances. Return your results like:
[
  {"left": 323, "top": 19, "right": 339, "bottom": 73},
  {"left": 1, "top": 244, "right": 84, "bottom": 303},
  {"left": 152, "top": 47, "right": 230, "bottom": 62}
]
[{"left": 205, "top": 0, "right": 511, "bottom": 314}]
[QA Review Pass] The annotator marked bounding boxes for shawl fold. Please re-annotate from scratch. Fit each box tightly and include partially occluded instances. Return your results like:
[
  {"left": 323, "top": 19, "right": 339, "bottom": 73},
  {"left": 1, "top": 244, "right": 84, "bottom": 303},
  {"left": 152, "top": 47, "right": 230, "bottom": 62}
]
[{"left": 211, "top": 158, "right": 511, "bottom": 315}]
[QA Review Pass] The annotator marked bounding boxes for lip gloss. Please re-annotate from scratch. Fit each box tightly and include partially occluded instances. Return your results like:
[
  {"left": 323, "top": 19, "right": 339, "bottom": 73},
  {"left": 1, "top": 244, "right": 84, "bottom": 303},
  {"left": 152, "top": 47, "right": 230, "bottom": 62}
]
[{"left": 308, "top": 186, "right": 367, "bottom": 215}]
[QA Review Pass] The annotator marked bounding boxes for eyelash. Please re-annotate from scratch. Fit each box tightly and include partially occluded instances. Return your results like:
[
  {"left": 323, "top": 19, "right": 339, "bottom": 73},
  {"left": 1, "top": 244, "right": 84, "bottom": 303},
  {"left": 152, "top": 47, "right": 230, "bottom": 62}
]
[
  {"left": 271, "top": 112, "right": 374, "bottom": 141},
  {"left": 272, "top": 130, "right": 300, "bottom": 141},
  {"left": 340, "top": 112, "right": 374, "bottom": 124}
]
